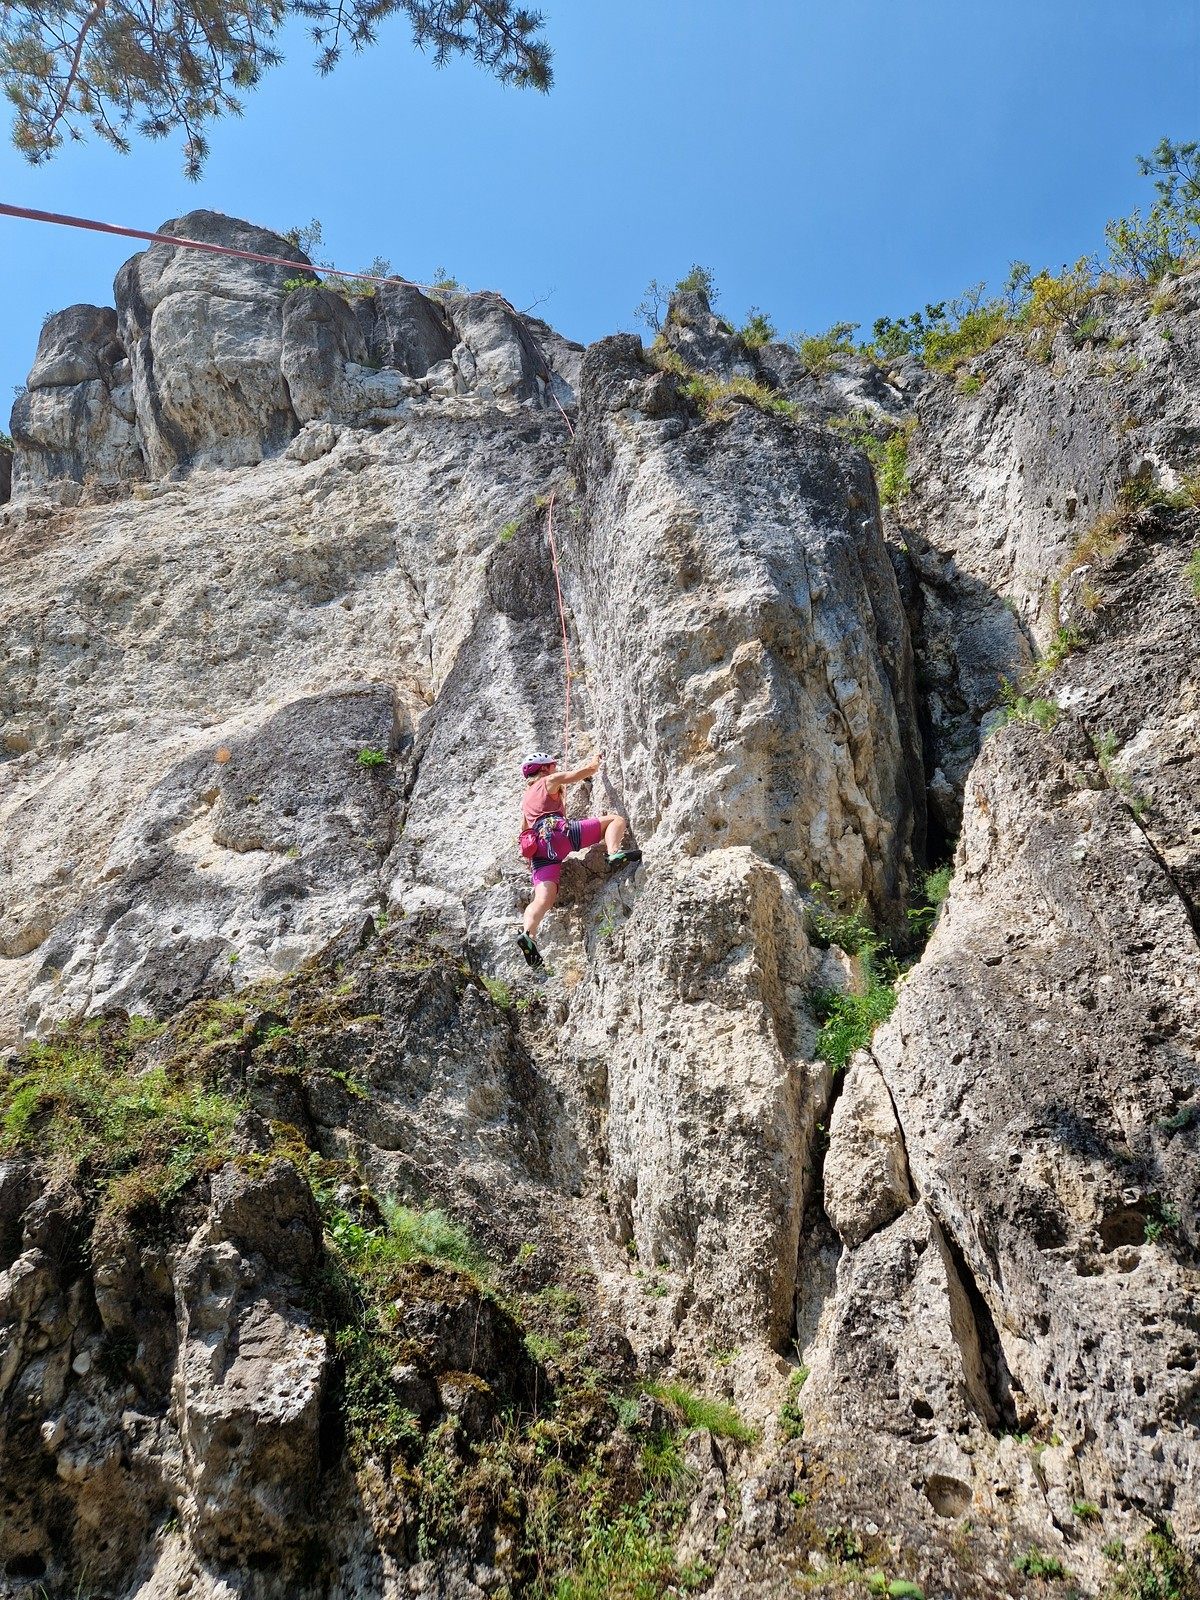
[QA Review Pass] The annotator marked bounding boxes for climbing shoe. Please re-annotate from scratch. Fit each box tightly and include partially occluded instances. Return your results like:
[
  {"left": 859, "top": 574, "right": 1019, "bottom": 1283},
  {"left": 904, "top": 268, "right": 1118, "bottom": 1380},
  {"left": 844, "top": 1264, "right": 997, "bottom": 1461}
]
[
  {"left": 516, "top": 931, "right": 544, "bottom": 968},
  {"left": 607, "top": 848, "right": 642, "bottom": 870}
]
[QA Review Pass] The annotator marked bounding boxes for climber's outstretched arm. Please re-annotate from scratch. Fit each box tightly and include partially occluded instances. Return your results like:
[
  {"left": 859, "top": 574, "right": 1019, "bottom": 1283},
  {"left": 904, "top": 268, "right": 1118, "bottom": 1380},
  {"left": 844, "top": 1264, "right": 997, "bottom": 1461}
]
[{"left": 545, "top": 755, "right": 601, "bottom": 791}]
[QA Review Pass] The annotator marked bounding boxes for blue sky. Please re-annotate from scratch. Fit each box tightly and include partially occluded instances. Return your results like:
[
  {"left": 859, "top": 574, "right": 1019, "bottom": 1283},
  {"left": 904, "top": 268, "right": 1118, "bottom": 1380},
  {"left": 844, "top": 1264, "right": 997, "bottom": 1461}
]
[{"left": 1, "top": 0, "right": 1197, "bottom": 413}]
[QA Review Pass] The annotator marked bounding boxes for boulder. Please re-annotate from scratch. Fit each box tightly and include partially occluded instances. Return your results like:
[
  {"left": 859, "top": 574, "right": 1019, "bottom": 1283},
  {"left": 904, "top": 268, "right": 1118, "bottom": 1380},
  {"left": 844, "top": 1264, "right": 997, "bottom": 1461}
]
[
  {"left": 445, "top": 289, "right": 552, "bottom": 402},
  {"left": 369, "top": 280, "right": 457, "bottom": 376}
]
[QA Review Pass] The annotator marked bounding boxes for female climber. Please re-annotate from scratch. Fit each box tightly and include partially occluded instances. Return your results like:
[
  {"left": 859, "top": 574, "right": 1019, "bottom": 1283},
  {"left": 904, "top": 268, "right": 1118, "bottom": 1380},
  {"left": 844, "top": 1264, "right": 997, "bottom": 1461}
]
[{"left": 516, "top": 750, "right": 640, "bottom": 967}]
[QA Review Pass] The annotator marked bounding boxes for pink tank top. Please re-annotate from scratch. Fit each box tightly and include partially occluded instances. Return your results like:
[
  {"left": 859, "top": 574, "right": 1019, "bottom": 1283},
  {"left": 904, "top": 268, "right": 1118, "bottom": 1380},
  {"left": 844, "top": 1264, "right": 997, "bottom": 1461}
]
[{"left": 522, "top": 778, "right": 564, "bottom": 828}]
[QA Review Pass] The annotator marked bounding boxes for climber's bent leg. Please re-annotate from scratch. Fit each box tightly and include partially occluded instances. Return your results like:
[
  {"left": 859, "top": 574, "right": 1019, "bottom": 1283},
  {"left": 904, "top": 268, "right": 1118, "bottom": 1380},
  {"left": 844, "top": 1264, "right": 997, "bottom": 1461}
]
[{"left": 600, "top": 813, "right": 626, "bottom": 855}]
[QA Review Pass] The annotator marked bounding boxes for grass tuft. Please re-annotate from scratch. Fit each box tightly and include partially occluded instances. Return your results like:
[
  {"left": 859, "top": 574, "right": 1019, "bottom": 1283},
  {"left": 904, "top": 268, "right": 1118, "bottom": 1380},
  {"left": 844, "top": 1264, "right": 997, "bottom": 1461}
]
[
  {"left": 1013, "top": 1547, "right": 1068, "bottom": 1581},
  {"left": 645, "top": 1381, "right": 757, "bottom": 1443}
]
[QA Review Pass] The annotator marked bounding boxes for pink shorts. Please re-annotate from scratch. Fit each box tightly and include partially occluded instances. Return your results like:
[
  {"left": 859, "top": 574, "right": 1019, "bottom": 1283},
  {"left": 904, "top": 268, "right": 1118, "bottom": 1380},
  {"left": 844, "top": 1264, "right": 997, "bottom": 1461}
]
[{"left": 530, "top": 818, "right": 605, "bottom": 885}]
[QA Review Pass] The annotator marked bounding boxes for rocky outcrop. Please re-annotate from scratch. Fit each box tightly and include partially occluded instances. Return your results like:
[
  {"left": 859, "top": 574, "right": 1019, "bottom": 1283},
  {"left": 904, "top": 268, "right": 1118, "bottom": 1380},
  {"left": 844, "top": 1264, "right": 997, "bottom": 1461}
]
[
  {"left": 2, "top": 216, "right": 1200, "bottom": 1598},
  {"left": 7, "top": 210, "right": 581, "bottom": 503},
  {"left": 893, "top": 263, "right": 1200, "bottom": 831},
  {"left": 10, "top": 304, "right": 145, "bottom": 493}
]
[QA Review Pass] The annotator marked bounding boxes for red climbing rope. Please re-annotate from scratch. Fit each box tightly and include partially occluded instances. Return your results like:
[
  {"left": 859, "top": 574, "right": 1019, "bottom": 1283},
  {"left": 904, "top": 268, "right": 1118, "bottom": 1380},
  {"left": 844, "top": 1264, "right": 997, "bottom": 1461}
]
[
  {"left": 0, "top": 200, "right": 437, "bottom": 291},
  {"left": 544, "top": 491, "right": 573, "bottom": 760}
]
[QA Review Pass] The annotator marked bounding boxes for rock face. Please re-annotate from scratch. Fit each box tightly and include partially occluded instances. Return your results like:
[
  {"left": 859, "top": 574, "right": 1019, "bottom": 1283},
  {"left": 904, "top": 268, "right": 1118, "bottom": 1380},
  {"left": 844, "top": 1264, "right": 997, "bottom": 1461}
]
[{"left": 2, "top": 221, "right": 1200, "bottom": 1597}]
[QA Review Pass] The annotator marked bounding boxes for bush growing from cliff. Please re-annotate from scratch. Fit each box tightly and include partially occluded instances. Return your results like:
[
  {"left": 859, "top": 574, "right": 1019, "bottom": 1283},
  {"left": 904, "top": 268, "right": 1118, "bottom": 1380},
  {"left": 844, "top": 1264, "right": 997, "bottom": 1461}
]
[
  {"left": 796, "top": 321, "right": 860, "bottom": 376},
  {"left": 1105, "top": 139, "right": 1200, "bottom": 283},
  {"left": 739, "top": 308, "right": 777, "bottom": 348},
  {"left": 826, "top": 414, "right": 913, "bottom": 507},
  {"left": 648, "top": 343, "right": 796, "bottom": 422},
  {"left": 635, "top": 265, "right": 719, "bottom": 331},
  {"left": 809, "top": 979, "right": 898, "bottom": 1075}
]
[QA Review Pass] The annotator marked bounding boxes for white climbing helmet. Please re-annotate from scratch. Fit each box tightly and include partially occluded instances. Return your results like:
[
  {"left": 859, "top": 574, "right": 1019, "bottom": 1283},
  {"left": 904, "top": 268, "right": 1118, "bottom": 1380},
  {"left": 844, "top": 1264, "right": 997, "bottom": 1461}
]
[{"left": 521, "top": 751, "right": 558, "bottom": 777}]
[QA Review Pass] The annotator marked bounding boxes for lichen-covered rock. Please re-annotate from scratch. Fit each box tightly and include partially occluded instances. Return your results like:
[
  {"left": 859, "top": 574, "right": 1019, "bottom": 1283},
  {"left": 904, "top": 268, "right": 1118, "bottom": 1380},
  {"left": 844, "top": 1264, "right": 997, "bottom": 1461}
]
[
  {"left": 570, "top": 333, "right": 925, "bottom": 923},
  {"left": 870, "top": 714, "right": 1200, "bottom": 1541},
  {"left": 565, "top": 848, "right": 821, "bottom": 1347},
  {"left": 893, "top": 263, "right": 1200, "bottom": 828},
  {"left": 20, "top": 685, "right": 401, "bottom": 1034}
]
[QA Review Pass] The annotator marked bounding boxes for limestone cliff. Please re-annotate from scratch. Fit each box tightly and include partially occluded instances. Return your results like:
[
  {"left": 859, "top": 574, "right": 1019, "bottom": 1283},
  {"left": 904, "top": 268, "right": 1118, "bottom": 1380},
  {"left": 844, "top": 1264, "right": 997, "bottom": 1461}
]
[{"left": 0, "top": 213, "right": 1196, "bottom": 1600}]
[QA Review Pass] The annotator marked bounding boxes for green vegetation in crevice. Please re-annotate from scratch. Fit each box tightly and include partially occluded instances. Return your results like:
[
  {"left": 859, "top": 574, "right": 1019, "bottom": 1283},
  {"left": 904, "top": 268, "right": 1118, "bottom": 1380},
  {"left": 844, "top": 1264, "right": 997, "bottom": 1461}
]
[
  {"left": 356, "top": 746, "right": 390, "bottom": 767},
  {"left": 1031, "top": 622, "right": 1085, "bottom": 680},
  {"left": 1095, "top": 731, "right": 1150, "bottom": 822},
  {"left": 648, "top": 341, "right": 797, "bottom": 422},
  {"left": 803, "top": 861, "right": 959, "bottom": 1073},
  {"left": 1062, "top": 511, "right": 1131, "bottom": 578},
  {"left": 1062, "top": 473, "right": 1198, "bottom": 595},
  {"left": 804, "top": 886, "right": 899, "bottom": 1074},
  {"left": 1013, "top": 1547, "right": 1069, "bottom": 1581},
  {"left": 1142, "top": 1194, "right": 1182, "bottom": 1245},
  {"left": 906, "top": 864, "right": 953, "bottom": 942},
  {"left": 644, "top": 1381, "right": 757, "bottom": 1444},
  {"left": 808, "top": 978, "right": 898, "bottom": 1076},
  {"left": 779, "top": 1365, "right": 809, "bottom": 1442},
  {"left": 827, "top": 414, "right": 915, "bottom": 507},
  {"left": 1119, "top": 473, "right": 1200, "bottom": 513},
  {"left": 481, "top": 974, "right": 531, "bottom": 1012},
  {"left": 992, "top": 679, "right": 1061, "bottom": 735}
]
